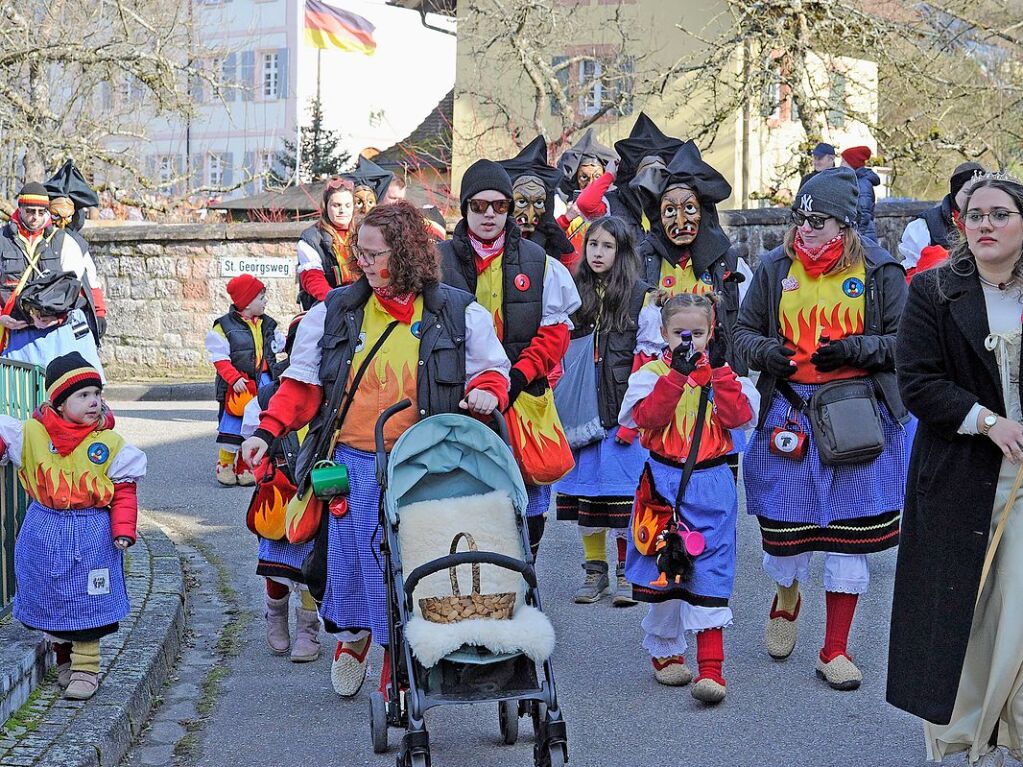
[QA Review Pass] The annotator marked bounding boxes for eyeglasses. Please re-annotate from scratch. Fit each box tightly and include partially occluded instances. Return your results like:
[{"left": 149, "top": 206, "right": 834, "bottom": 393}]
[
  {"left": 963, "top": 210, "right": 1022, "bottom": 230},
  {"left": 791, "top": 211, "right": 831, "bottom": 230},
  {"left": 351, "top": 244, "right": 391, "bottom": 265},
  {"left": 467, "top": 198, "right": 512, "bottom": 215}
]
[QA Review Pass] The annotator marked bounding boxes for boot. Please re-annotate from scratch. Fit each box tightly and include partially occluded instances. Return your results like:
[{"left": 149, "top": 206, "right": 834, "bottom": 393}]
[
  {"left": 290, "top": 607, "right": 321, "bottom": 663},
  {"left": 65, "top": 640, "right": 100, "bottom": 700},
  {"left": 612, "top": 564, "right": 637, "bottom": 607},
  {"left": 573, "top": 560, "right": 609, "bottom": 604},
  {"left": 265, "top": 594, "right": 291, "bottom": 655}
]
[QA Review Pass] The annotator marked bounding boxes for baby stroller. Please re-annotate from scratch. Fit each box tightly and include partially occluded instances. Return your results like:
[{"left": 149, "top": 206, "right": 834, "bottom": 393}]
[{"left": 370, "top": 400, "right": 568, "bottom": 767}]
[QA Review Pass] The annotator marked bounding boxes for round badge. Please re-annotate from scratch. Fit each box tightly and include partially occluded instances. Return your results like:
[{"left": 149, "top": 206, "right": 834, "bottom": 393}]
[
  {"left": 87, "top": 442, "right": 110, "bottom": 465},
  {"left": 410, "top": 321, "right": 422, "bottom": 338},
  {"left": 354, "top": 331, "right": 366, "bottom": 353},
  {"left": 700, "top": 271, "right": 714, "bottom": 285},
  {"left": 842, "top": 277, "right": 865, "bottom": 298},
  {"left": 638, "top": 528, "right": 649, "bottom": 544},
  {"left": 48, "top": 441, "right": 58, "bottom": 455},
  {"left": 662, "top": 275, "right": 676, "bottom": 288},
  {"left": 514, "top": 273, "right": 530, "bottom": 292},
  {"left": 772, "top": 430, "right": 799, "bottom": 454}
]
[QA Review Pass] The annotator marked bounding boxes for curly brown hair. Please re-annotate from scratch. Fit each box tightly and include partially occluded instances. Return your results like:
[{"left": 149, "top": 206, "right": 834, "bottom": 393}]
[{"left": 349, "top": 201, "right": 440, "bottom": 295}]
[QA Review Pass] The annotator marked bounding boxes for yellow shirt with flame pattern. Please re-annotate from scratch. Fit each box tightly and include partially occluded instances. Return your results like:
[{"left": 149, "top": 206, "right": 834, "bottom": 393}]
[
  {"left": 779, "top": 259, "right": 867, "bottom": 384},
  {"left": 20, "top": 419, "right": 124, "bottom": 509},
  {"left": 637, "top": 359, "right": 733, "bottom": 464},
  {"left": 476, "top": 253, "right": 505, "bottom": 342},
  {"left": 658, "top": 258, "right": 715, "bottom": 297},
  {"left": 338, "top": 295, "right": 422, "bottom": 452}
]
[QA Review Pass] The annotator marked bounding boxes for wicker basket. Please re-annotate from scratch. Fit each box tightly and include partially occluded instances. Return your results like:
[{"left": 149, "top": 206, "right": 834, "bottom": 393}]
[{"left": 418, "top": 532, "right": 516, "bottom": 624}]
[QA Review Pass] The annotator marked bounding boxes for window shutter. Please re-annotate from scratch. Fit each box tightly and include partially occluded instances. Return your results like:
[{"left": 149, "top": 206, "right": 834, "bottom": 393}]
[
  {"left": 550, "top": 56, "right": 570, "bottom": 116},
  {"left": 223, "top": 53, "right": 237, "bottom": 102},
  {"left": 241, "top": 51, "right": 255, "bottom": 101},
  {"left": 190, "top": 154, "right": 203, "bottom": 191},
  {"left": 614, "top": 57, "right": 634, "bottom": 117},
  {"left": 100, "top": 82, "right": 113, "bottom": 111},
  {"left": 828, "top": 73, "right": 847, "bottom": 128},
  {"left": 190, "top": 68, "right": 205, "bottom": 103},
  {"left": 277, "top": 48, "right": 288, "bottom": 99},
  {"left": 223, "top": 152, "right": 234, "bottom": 187}
]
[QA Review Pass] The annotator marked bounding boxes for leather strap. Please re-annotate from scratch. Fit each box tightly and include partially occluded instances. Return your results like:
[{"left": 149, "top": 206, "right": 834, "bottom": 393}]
[{"left": 673, "top": 386, "right": 711, "bottom": 516}]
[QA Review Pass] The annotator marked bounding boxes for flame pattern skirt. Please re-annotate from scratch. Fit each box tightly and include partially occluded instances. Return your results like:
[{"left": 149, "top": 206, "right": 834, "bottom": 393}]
[{"left": 13, "top": 501, "right": 128, "bottom": 635}]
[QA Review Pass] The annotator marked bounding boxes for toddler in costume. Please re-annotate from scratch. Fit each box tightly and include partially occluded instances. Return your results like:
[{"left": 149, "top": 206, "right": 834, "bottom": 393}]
[
  {"left": 0, "top": 352, "right": 146, "bottom": 700},
  {"left": 619, "top": 294, "right": 757, "bottom": 704},
  {"left": 206, "top": 274, "right": 284, "bottom": 486}
]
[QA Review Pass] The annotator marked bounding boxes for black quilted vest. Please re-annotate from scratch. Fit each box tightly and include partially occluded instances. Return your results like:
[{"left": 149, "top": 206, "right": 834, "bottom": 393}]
[{"left": 212, "top": 310, "right": 278, "bottom": 401}]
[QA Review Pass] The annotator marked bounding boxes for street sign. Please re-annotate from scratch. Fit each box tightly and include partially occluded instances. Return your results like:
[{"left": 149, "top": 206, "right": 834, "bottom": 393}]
[{"left": 220, "top": 256, "right": 293, "bottom": 279}]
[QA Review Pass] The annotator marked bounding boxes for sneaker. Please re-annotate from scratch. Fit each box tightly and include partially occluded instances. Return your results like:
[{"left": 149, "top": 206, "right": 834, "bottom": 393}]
[
  {"left": 331, "top": 638, "right": 371, "bottom": 697},
  {"left": 64, "top": 670, "right": 99, "bottom": 700},
  {"left": 691, "top": 677, "right": 727, "bottom": 704},
  {"left": 651, "top": 655, "right": 693, "bottom": 686},
  {"left": 765, "top": 593, "right": 801, "bottom": 660},
  {"left": 55, "top": 662, "right": 72, "bottom": 689},
  {"left": 815, "top": 653, "right": 863, "bottom": 691},
  {"left": 573, "top": 561, "right": 609, "bottom": 604},
  {"left": 216, "top": 463, "right": 237, "bottom": 486},
  {"left": 611, "top": 565, "right": 637, "bottom": 607}
]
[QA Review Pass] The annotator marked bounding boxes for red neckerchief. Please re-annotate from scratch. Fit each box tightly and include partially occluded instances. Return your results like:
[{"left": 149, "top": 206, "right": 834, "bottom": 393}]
[
  {"left": 10, "top": 209, "right": 48, "bottom": 242},
  {"left": 794, "top": 231, "right": 844, "bottom": 277},
  {"left": 372, "top": 288, "right": 415, "bottom": 325},
  {"left": 34, "top": 404, "right": 116, "bottom": 457},
  {"left": 951, "top": 209, "right": 965, "bottom": 234},
  {"left": 468, "top": 231, "right": 506, "bottom": 274}
]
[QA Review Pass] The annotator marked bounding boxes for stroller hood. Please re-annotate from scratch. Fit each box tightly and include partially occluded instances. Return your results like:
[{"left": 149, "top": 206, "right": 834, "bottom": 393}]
[{"left": 385, "top": 414, "right": 529, "bottom": 525}]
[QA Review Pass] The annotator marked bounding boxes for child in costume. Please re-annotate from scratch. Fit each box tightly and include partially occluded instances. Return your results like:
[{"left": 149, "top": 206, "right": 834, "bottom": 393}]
[
  {"left": 554, "top": 216, "right": 660, "bottom": 605},
  {"left": 0, "top": 352, "right": 146, "bottom": 700},
  {"left": 619, "top": 293, "right": 757, "bottom": 704},
  {"left": 206, "top": 274, "right": 284, "bottom": 487},
  {"left": 240, "top": 313, "right": 321, "bottom": 665}
]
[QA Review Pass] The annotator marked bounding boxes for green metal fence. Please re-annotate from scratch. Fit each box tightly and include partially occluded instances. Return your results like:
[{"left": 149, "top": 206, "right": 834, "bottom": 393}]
[{"left": 0, "top": 359, "right": 45, "bottom": 618}]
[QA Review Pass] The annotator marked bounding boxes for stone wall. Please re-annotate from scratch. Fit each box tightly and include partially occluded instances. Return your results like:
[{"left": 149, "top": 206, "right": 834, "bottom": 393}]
[{"left": 87, "top": 201, "right": 931, "bottom": 380}]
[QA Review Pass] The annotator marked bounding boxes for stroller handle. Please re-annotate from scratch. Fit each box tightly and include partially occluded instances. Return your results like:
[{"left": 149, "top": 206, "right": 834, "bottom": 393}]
[
  {"left": 375, "top": 399, "right": 413, "bottom": 485},
  {"left": 404, "top": 552, "right": 537, "bottom": 603},
  {"left": 490, "top": 408, "right": 511, "bottom": 446}
]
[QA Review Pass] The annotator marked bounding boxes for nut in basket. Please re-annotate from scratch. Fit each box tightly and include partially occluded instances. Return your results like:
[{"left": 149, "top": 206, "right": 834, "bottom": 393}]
[{"left": 418, "top": 532, "right": 516, "bottom": 624}]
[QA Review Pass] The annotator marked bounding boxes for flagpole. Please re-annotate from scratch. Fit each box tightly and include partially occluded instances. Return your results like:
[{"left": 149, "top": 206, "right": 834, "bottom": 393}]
[
  {"left": 294, "top": 0, "right": 302, "bottom": 186},
  {"left": 317, "top": 48, "right": 322, "bottom": 106}
]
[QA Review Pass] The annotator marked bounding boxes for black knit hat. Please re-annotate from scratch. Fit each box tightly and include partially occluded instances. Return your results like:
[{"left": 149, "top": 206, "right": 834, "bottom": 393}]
[
  {"left": 950, "top": 162, "right": 985, "bottom": 200},
  {"left": 45, "top": 352, "right": 102, "bottom": 408},
  {"left": 459, "top": 160, "right": 513, "bottom": 217},
  {"left": 17, "top": 181, "right": 50, "bottom": 207},
  {"left": 793, "top": 167, "right": 859, "bottom": 227}
]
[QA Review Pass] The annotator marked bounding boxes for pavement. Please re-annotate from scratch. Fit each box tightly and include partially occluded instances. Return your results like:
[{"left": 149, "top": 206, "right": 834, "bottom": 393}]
[{"left": 87, "top": 398, "right": 981, "bottom": 767}]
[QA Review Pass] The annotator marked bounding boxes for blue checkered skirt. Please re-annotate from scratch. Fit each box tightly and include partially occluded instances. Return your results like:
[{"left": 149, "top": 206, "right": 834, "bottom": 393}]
[
  {"left": 257, "top": 537, "right": 314, "bottom": 583},
  {"left": 526, "top": 483, "right": 551, "bottom": 518},
  {"left": 13, "top": 502, "right": 129, "bottom": 633},
  {"left": 743, "top": 383, "right": 908, "bottom": 527},
  {"left": 556, "top": 429, "right": 648, "bottom": 498},
  {"left": 320, "top": 444, "right": 387, "bottom": 640}
]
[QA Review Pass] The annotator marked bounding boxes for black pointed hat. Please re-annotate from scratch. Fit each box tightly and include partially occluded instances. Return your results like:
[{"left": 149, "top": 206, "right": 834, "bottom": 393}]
[
  {"left": 612, "top": 113, "right": 685, "bottom": 224},
  {"left": 44, "top": 160, "right": 99, "bottom": 210},
  {"left": 497, "top": 136, "right": 574, "bottom": 259},
  {"left": 557, "top": 129, "right": 618, "bottom": 197},
  {"left": 343, "top": 156, "right": 394, "bottom": 204}
]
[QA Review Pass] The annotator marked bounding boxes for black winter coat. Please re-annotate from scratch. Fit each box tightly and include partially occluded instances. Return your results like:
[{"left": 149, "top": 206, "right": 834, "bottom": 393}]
[
  {"left": 887, "top": 264, "right": 1014, "bottom": 724},
  {"left": 733, "top": 243, "right": 908, "bottom": 427}
]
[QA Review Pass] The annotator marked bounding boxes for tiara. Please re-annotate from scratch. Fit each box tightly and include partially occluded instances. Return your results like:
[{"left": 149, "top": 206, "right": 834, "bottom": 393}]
[{"left": 964, "top": 169, "right": 1023, "bottom": 191}]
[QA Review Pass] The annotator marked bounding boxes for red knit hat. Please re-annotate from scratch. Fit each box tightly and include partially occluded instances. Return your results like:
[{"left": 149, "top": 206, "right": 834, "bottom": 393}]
[
  {"left": 841, "top": 146, "right": 872, "bottom": 170},
  {"left": 226, "top": 274, "right": 265, "bottom": 310}
]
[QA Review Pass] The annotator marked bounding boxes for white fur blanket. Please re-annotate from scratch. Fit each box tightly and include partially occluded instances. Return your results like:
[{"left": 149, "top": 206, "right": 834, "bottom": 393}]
[{"left": 397, "top": 490, "right": 555, "bottom": 667}]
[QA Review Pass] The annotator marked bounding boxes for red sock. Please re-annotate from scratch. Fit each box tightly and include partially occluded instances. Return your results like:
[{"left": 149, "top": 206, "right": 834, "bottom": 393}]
[
  {"left": 616, "top": 535, "right": 627, "bottom": 565},
  {"left": 821, "top": 591, "right": 859, "bottom": 662},
  {"left": 265, "top": 579, "right": 289, "bottom": 600},
  {"left": 53, "top": 641, "right": 72, "bottom": 666},
  {"left": 695, "top": 628, "right": 725, "bottom": 686},
  {"left": 379, "top": 646, "right": 392, "bottom": 698}
]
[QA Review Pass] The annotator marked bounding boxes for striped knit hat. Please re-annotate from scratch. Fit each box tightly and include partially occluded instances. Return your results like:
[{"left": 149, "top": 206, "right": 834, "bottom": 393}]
[
  {"left": 17, "top": 182, "right": 50, "bottom": 208},
  {"left": 45, "top": 352, "right": 102, "bottom": 408}
]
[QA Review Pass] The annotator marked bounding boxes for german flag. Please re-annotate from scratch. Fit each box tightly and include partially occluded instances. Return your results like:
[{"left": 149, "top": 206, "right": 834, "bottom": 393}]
[{"left": 304, "top": 0, "right": 376, "bottom": 54}]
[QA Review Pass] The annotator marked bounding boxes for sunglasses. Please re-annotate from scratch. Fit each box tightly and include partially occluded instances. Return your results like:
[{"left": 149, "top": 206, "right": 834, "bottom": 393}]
[
  {"left": 791, "top": 211, "right": 832, "bottom": 230},
  {"left": 467, "top": 199, "right": 512, "bottom": 215},
  {"left": 325, "top": 178, "right": 352, "bottom": 191}
]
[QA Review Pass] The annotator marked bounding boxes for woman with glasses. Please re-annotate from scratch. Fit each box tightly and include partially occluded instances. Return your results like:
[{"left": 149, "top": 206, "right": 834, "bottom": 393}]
[
  {"left": 889, "top": 174, "right": 1023, "bottom": 767},
  {"left": 240, "top": 201, "right": 511, "bottom": 700},
  {"left": 296, "top": 178, "right": 359, "bottom": 310},
  {"left": 733, "top": 167, "right": 909, "bottom": 691},
  {"left": 439, "top": 159, "right": 581, "bottom": 557}
]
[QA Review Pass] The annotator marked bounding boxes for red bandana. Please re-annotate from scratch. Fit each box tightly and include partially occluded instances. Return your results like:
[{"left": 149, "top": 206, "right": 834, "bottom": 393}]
[
  {"left": 952, "top": 208, "right": 965, "bottom": 234},
  {"left": 794, "top": 231, "right": 844, "bottom": 277},
  {"left": 34, "top": 404, "right": 116, "bottom": 457},
  {"left": 373, "top": 288, "right": 415, "bottom": 324},
  {"left": 469, "top": 231, "right": 506, "bottom": 274},
  {"left": 10, "top": 209, "right": 46, "bottom": 242}
]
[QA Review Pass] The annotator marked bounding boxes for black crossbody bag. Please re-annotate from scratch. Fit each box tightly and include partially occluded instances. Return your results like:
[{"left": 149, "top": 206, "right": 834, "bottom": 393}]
[{"left": 776, "top": 378, "right": 885, "bottom": 466}]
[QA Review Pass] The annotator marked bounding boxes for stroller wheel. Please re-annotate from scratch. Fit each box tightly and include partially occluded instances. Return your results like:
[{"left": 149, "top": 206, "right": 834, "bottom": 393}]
[
  {"left": 546, "top": 744, "right": 567, "bottom": 767},
  {"left": 498, "top": 700, "right": 519, "bottom": 745},
  {"left": 409, "top": 753, "right": 429, "bottom": 767},
  {"left": 370, "top": 691, "right": 389, "bottom": 753}
]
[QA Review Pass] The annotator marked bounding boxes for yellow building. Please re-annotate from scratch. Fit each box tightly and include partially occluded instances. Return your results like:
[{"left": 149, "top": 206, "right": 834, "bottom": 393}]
[{"left": 451, "top": 0, "right": 879, "bottom": 209}]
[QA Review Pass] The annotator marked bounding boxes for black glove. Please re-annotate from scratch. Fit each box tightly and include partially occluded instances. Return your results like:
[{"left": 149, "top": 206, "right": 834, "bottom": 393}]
[
  {"left": 811, "top": 339, "right": 856, "bottom": 373},
  {"left": 671, "top": 335, "right": 700, "bottom": 376},
  {"left": 708, "top": 324, "right": 728, "bottom": 369},
  {"left": 762, "top": 344, "right": 797, "bottom": 378},
  {"left": 96, "top": 316, "right": 107, "bottom": 340},
  {"left": 507, "top": 368, "right": 528, "bottom": 408}
]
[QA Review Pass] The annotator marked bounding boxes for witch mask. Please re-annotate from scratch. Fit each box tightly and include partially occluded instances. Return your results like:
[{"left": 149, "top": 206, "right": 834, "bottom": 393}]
[
  {"left": 660, "top": 185, "right": 700, "bottom": 246},
  {"left": 575, "top": 159, "right": 605, "bottom": 192},
  {"left": 512, "top": 174, "right": 547, "bottom": 234},
  {"left": 353, "top": 185, "right": 378, "bottom": 216}
]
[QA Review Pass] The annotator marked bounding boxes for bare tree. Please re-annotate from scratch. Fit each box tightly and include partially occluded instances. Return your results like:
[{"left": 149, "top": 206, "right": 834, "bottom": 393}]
[
  {"left": 663, "top": 0, "right": 1023, "bottom": 198},
  {"left": 457, "top": 0, "right": 658, "bottom": 159},
  {"left": 0, "top": 0, "right": 226, "bottom": 211}
]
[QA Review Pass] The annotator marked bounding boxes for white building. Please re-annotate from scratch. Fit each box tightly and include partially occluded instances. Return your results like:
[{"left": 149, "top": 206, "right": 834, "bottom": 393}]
[{"left": 132, "top": 0, "right": 455, "bottom": 201}]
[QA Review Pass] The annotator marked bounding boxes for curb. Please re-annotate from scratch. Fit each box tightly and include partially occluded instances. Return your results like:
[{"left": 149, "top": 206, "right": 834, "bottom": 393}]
[
  {"left": 104, "top": 382, "right": 210, "bottom": 402},
  {"left": 0, "top": 521, "right": 185, "bottom": 767}
]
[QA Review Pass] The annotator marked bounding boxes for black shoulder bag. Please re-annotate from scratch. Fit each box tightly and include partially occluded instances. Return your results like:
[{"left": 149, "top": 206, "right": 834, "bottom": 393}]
[{"left": 776, "top": 378, "right": 885, "bottom": 466}]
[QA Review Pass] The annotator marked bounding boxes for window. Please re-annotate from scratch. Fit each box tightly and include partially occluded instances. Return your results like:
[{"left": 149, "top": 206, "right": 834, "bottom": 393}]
[
  {"left": 254, "top": 151, "right": 275, "bottom": 192},
  {"left": 578, "top": 59, "right": 603, "bottom": 116},
  {"left": 207, "top": 153, "right": 225, "bottom": 187},
  {"left": 262, "top": 52, "right": 279, "bottom": 99},
  {"left": 158, "top": 155, "right": 176, "bottom": 194},
  {"left": 828, "top": 72, "right": 847, "bottom": 128}
]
